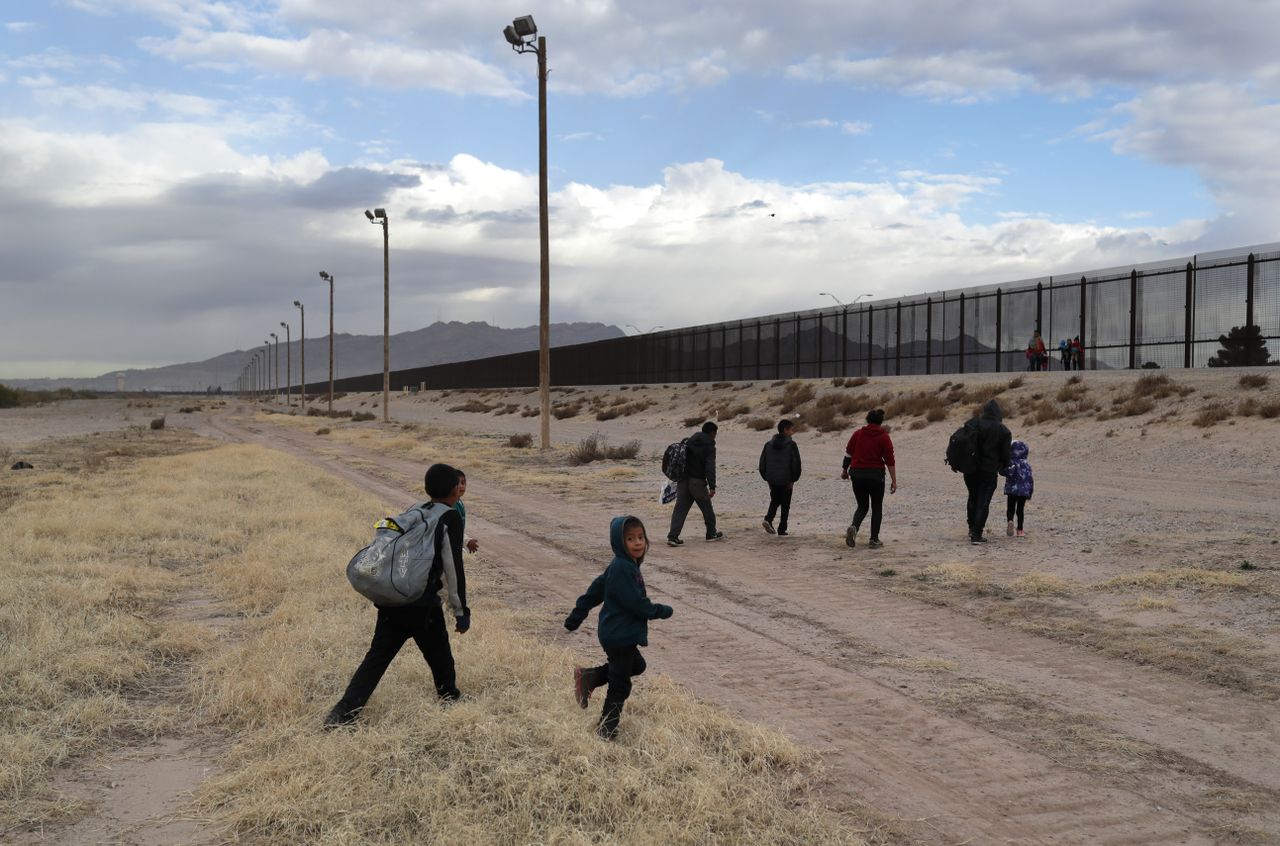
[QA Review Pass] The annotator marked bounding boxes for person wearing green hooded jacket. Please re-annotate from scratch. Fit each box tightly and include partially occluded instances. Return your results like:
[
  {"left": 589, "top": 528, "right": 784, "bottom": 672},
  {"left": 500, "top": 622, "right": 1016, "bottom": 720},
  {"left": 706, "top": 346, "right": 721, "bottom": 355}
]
[{"left": 564, "top": 515, "right": 673, "bottom": 740}]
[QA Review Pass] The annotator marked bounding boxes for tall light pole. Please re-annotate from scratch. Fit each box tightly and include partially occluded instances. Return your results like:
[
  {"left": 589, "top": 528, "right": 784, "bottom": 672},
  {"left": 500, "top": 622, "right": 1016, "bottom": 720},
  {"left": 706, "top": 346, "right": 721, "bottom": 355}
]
[
  {"left": 269, "top": 333, "right": 279, "bottom": 402},
  {"left": 819, "top": 292, "right": 846, "bottom": 308},
  {"left": 260, "top": 345, "right": 269, "bottom": 401},
  {"left": 503, "top": 14, "right": 551, "bottom": 449},
  {"left": 294, "top": 301, "right": 306, "bottom": 411},
  {"left": 627, "top": 324, "right": 664, "bottom": 334},
  {"left": 280, "top": 321, "right": 292, "bottom": 408},
  {"left": 264, "top": 340, "right": 273, "bottom": 399},
  {"left": 364, "top": 208, "right": 389, "bottom": 422},
  {"left": 319, "top": 271, "right": 335, "bottom": 417}
]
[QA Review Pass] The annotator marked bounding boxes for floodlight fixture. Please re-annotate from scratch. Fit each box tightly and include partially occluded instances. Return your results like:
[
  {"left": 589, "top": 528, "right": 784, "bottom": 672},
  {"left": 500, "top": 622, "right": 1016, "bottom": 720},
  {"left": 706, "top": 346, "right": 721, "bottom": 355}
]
[
  {"left": 319, "top": 270, "right": 331, "bottom": 281},
  {"left": 373, "top": 208, "right": 387, "bottom": 220},
  {"left": 512, "top": 15, "right": 537, "bottom": 38},
  {"left": 364, "top": 209, "right": 375, "bottom": 221},
  {"left": 503, "top": 25, "right": 520, "bottom": 46},
  {"left": 293, "top": 300, "right": 301, "bottom": 308}
]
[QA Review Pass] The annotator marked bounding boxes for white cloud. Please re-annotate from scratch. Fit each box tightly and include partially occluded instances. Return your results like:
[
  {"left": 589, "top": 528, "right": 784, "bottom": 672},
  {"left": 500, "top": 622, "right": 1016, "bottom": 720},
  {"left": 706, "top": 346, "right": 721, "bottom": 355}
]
[
  {"left": 799, "top": 118, "right": 836, "bottom": 129},
  {"left": 559, "top": 132, "right": 604, "bottom": 143},
  {"left": 5, "top": 21, "right": 37, "bottom": 32},
  {"left": 841, "top": 121, "right": 870, "bottom": 135}
]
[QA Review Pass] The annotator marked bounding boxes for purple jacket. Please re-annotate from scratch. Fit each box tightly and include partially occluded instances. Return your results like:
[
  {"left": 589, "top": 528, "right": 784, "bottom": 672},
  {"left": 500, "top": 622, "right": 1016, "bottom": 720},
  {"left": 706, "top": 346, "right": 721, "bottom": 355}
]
[{"left": 999, "top": 440, "right": 1033, "bottom": 498}]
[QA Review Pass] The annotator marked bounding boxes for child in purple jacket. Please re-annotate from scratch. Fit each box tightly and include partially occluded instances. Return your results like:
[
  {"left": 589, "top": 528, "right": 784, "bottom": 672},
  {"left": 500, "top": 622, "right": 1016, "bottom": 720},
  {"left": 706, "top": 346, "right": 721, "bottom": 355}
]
[{"left": 999, "top": 440, "right": 1034, "bottom": 537}]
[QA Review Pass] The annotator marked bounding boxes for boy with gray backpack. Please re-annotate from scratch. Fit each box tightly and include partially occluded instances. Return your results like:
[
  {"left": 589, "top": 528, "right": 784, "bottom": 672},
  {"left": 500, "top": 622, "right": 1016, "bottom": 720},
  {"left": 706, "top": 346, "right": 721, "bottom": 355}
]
[{"left": 325, "top": 463, "right": 471, "bottom": 728}]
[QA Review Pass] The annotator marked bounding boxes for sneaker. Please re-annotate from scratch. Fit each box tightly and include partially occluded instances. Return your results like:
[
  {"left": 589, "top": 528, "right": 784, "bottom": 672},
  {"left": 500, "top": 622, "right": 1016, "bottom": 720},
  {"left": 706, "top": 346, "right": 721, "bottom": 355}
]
[
  {"left": 761, "top": 519, "right": 775, "bottom": 535},
  {"left": 438, "top": 688, "right": 462, "bottom": 703},
  {"left": 1006, "top": 520, "right": 1014, "bottom": 537},
  {"left": 323, "top": 704, "right": 359, "bottom": 730},
  {"left": 666, "top": 536, "right": 683, "bottom": 547},
  {"left": 845, "top": 525, "right": 858, "bottom": 548},
  {"left": 777, "top": 529, "right": 789, "bottom": 536},
  {"left": 868, "top": 538, "right": 883, "bottom": 549},
  {"left": 970, "top": 535, "right": 988, "bottom": 545},
  {"left": 573, "top": 668, "right": 591, "bottom": 710},
  {"left": 705, "top": 531, "right": 725, "bottom": 542},
  {"left": 1016, "top": 529, "right": 1025, "bottom": 538}
]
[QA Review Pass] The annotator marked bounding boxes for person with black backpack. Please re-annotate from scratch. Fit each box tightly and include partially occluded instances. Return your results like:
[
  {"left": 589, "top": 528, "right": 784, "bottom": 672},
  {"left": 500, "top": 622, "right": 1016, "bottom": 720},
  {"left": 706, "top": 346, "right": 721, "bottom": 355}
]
[
  {"left": 666, "top": 421, "right": 723, "bottom": 545},
  {"left": 759, "top": 418, "right": 802, "bottom": 536},
  {"left": 325, "top": 463, "right": 471, "bottom": 728},
  {"left": 961, "top": 399, "right": 1012, "bottom": 545}
]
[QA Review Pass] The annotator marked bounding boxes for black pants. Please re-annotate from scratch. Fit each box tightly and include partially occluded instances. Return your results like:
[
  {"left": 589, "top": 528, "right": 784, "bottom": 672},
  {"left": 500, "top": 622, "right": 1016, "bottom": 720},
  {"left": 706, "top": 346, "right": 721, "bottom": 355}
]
[
  {"left": 850, "top": 476, "right": 885, "bottom": 539},
  {"left": 585, "top": 645, "right": 647, "bottom": 733},
  {"left": 964, "top": 472, "right": 999, "bottom": 538},
  {"left": 1006, "top": 495, "right": 1027, "bottom": 530},
  {"left": 765, "top": 483, "right": 792, "bottom": 531},
  {"left": 669, "top": 476, "right": 716, "bottom": 539},
  {"left": 335, "top": 604, "right": 457, "bottom": 713}
]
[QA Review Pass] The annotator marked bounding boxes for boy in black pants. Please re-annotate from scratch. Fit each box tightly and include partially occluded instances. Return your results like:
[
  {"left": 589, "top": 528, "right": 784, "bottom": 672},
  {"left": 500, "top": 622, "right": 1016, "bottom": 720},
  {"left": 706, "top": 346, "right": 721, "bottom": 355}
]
[
  {"left": 565, "top": 515, "right": 673, "bottom": 740},
  {"left": 325, "top": 463, "right": 472, "bottom": 728}
]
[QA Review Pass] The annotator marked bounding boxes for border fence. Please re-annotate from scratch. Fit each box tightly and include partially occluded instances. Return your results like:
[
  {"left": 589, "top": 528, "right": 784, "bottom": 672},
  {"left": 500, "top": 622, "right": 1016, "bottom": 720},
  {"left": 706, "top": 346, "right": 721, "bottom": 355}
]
[{"left": 322, "top": 242, "right": 1280, "bottom": 393}]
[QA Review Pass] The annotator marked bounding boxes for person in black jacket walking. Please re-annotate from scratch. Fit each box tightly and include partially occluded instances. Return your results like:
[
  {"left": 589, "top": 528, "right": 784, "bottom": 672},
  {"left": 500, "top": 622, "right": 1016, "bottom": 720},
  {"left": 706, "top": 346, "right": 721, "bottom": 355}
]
[
  {"left": 964, "top": 399, "right": 1013, "bottom": 544},
  {"left": 667, "top": 421, "right": 723, "bottom": 545},
  {"left": 759, "top": 419, "right": 802, "bottom": 536},
  {"left": 566, "top": 515, "right": 673, "bottom": 740}
]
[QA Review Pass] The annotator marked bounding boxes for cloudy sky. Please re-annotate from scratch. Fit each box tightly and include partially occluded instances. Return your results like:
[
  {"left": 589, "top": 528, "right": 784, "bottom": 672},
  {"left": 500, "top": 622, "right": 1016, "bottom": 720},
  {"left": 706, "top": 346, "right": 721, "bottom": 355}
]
[{"left": 3, "top": 1, "right": 1279, "bottom": 379}]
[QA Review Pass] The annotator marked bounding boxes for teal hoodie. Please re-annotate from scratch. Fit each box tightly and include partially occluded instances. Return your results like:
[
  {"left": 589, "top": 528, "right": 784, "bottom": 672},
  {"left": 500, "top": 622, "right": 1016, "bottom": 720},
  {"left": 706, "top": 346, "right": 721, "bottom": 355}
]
[{"left": 564, "top": 516, "right": 673, "bottom": 648}]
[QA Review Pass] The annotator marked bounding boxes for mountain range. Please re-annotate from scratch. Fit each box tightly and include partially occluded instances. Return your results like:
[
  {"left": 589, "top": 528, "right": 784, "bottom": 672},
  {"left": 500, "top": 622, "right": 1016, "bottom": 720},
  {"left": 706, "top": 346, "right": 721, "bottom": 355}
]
[{"left": 2, "top": 321, "right": 625, "bottom": 392}]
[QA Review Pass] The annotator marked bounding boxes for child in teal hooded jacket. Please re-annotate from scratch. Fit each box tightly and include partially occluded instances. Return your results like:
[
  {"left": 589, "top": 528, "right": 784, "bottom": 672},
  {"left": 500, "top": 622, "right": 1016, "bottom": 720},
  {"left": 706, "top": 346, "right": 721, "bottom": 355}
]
[{"left": 565, "top": 515, "right": 673, "bottom": 740}]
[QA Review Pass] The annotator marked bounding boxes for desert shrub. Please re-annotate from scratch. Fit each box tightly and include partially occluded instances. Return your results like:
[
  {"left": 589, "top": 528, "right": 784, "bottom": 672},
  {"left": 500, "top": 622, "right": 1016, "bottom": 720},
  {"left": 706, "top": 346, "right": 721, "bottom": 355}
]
[
  {"left": 1239, "top": 373, "right": 1270, "bottom": 390},
  {"left": 745, "top": 416, "right": 775, "bottom": 431},
  {"left": 552, "top": 401, "right": 583, "bottom": 420},
  {"left": 776, "top": 380, "right": 816, "bottom": 413},
  {"left": 351, "top": 412, "right": 377, "bottom": 422},
  {"left": 846, "top": 376, "right": 869, "bottom": 387},
  {"left": 149, "top": 416, "right": 165, "bottom": 430},
  {"left": 521, "top": 406, "right": 539, "bottom": 417},
  {"left": 1193, "top": 404, "right": 1232, "bottom": 428},
  {"left": 1006, "top": 376, "right": 1025, "bottom": 390},
  {"left": 178, "top": 406, "right": 202, "bottom": 414},
  {"left": 1023, "top": 401, "right": 1063, "bottom": 425},
  {"left": 800, "top": 403, "right": 846, "bottom": 432},
  {"left": 925, "top": 407, "right": 948, "bottom": 422},
  {"left": 494, "top": 403, "right": 521, "bottom": 416},
  {"left": 714, "top": 403, "right": 751, "bottom": 422},
  {"left": 568, "top": 433, "right": 641, "bottom": 465},
  {"left": 1067, "top": 374, "right": 1082, "bottom": 385},
  {"left": 1120, "top": 397, "right": 1155, "bottom": 417},
  {"left": 315, "top": 427, "right": 330, "bottom": 435},
  {"left": 816, "top": 392, "right": 869, "bottom": 417},
  {"left": 1259, "top": 401, "right": 1280, "bottom": 419},
  {"left": 1132, "top": 373, "right": 1185, "bottom": 400},
  {"left": 306, "top": 407, "right": 327, "bottom": 417},
  {"left": 507, "top": 432, "right": 533, "bottom": 448},
  {"left": 909, "top": 419, "right": 928, "bottom": 430},
  {"left": 711, "top": 382, "right": 732, "bottom": 389},
  {"left": 597, "top": 400, "right": 654, "bottom": 421},
  {"left": 449, "top": 400, "right": 497, "bottom": 414},
  {"left": 1237, "top": 397, "right": 1260, "bottom": 417},
  {"left": 883, "top": 391, "right": 946, "bottom": 419},
  {"left": 1055, "top": 382, "right": 1087, "bottom": 403},
  {"left": 830, "top": 377, "right": 846, "bottom": 387},
  {"left": 331, "top": 409, "right": 353, "bottom": 418},
  {"left": 683, "top": 414, "right": 707, "bottom": 427}
]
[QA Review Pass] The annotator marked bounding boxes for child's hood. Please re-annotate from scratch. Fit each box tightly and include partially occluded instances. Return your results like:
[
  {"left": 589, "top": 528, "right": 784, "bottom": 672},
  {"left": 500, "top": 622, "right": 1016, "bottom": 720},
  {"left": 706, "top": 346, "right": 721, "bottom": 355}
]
[
  {"left": 1010, "top": 440, "right": 1029, "bottom": 460},
  {"left": 609, "top": 514, "right": 644, "bottom": 564}
]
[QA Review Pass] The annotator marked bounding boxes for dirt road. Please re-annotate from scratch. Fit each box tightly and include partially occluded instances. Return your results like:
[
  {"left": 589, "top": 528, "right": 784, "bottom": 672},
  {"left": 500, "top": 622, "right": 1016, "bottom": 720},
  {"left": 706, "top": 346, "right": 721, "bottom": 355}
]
[{"left": 204, "top": 388, "right": 1280, "bottom": 846}]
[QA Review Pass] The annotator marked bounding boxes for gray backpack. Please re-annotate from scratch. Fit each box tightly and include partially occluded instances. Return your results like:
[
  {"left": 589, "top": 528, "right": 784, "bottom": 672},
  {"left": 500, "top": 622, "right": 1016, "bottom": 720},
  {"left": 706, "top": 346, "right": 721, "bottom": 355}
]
[{"left": 346, "top": 502, "right": 448, "bottom": 606}]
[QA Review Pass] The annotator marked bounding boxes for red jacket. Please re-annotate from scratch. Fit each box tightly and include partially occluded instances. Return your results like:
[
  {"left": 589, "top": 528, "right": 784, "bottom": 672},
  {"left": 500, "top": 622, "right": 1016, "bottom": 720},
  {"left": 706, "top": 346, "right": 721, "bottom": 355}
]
[{"left": 845, "top": 424, "right": 895, "bottom": 470}]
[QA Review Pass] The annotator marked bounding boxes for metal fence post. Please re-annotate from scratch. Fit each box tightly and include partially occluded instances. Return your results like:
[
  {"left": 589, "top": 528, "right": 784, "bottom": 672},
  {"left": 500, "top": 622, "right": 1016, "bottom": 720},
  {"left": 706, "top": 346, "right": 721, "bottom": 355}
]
[
  {"left": 995, "top": 288, "right": 1003, "bottom": 372},
  {"left": 895, "top": 301, "right": 902, "bottom": 375},
  {"left": 1079, "top": 275, "right": 1087, "bottom": 370},
  {"left": 866, "top": 306, "right": 874, "bottom": 376},
  {"left": 841, "top": 308, "right": 848, "bottom": 376},
  {"left": 1184, "top": 262, "right": 1194, "bottom": 368},
  {"left": 925, "top": 297, "right": 933, "bottom": 375},
  {"left": 958, "top": 292, "right": 966, "bottom": 374},
  {"left": 1246, "top": 253, "right": 1256, "bottom": 366},
  {"left": 1035, "top": 282, "right": 1043, "bottom": 335},
  {"left": 1129, "top": 269, "right": 1138, "bottom": 370}
]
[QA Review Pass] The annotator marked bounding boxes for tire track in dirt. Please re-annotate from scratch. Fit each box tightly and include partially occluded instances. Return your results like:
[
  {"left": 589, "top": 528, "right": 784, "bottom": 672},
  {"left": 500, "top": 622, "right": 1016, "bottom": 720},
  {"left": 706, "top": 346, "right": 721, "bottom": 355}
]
[{"left": 207, "top": 410, "right": 1262, "bottom": 845}]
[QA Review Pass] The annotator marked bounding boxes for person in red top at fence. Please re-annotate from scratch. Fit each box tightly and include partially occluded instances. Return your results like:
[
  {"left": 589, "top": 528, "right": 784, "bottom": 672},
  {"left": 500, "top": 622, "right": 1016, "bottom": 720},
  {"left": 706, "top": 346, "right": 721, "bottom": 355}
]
[
  {"left": 841, "top": 408, "right": 898, "bottom": 550},
  {"left": 1071, "top": 336, "right": 1084, "bottom": 370}
]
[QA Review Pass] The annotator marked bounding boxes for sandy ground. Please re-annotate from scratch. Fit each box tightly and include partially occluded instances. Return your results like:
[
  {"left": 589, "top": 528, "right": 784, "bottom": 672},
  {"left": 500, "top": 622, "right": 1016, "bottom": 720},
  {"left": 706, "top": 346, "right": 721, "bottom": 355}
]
[{"left": 5, "top": 368, "right": 1280, "bottom": 844}]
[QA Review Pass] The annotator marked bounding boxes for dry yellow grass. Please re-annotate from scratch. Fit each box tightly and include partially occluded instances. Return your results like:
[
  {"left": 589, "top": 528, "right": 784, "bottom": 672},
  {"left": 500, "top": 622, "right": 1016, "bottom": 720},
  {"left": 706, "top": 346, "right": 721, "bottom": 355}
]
[
  {"left": 923, "top": 563, "right": 987, "bottom": 591},
  {"left": 1095, "top": 567, "right": 1257, "bottom": 593},
  {"left": 0, "top": 440, "right": 214, "bottom": 830},
  {"left": 1008, "top": 572, "right": 1071, "bottom": 596},
  {"left": 3, "top": 431, "right": 872, "bottom": 842},
  {"left": 186, "top": 445, "right": 863, "bottom": 844},
  {"left": 1132, "top": 596, "right": 1178, "bottom": 612}
]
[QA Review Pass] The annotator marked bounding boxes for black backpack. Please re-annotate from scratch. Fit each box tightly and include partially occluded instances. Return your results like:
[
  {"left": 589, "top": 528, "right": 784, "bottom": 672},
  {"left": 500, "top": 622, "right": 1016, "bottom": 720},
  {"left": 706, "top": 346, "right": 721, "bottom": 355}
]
[
  {"left": 662, "top": 439, "right": 689, "bottom": 482},
  {"left": 945, "top": 421, "right": 980, "bottom": 474}
]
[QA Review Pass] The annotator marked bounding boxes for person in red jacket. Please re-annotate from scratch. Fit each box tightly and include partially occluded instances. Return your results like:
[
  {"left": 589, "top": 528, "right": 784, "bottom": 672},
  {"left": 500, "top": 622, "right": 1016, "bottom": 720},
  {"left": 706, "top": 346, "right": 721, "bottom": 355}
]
[{"left": 841, "top": 408, "right": 898, "bottom": 549}]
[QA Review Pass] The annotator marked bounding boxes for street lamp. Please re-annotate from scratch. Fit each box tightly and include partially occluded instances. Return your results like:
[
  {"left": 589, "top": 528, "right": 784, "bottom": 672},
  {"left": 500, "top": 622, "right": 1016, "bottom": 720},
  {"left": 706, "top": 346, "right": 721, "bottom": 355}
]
[
  {"left": 294, "top": 300, "right": 306, "bottom": 411},
  {"left": 819, "top": 292, "right": 845, "bottom": 308},
  {"left": 319, "top": 271, "right": 335, "bottom": 417},
  {"left": 503, "top": 14, "right": 551, "bottom": 449},
  {"left": 280, "top": 321, "right": 292, "bottom": 408},
  {"left": 627, "top": 324, "right": 664, "bottom": 334},
  {"left": 852, "top": 293, "right": 871, "bottom": 306},
  {"left": 261, "top": 344, "right": 269, "bottom": 401},
  {"left": 269, "top": 332, "right": 279, "bottom": 402},
  {"left": 364, "top": 208, "right": 389, "bottom": 422},
  {"left": 264, "top": 340, "right": 273, "bottom": 400}
]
